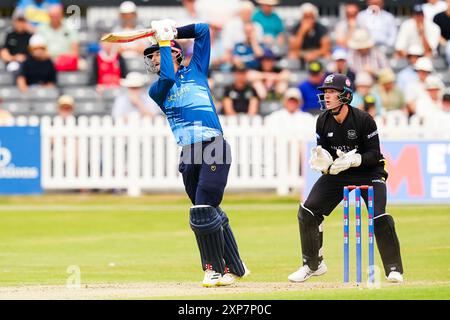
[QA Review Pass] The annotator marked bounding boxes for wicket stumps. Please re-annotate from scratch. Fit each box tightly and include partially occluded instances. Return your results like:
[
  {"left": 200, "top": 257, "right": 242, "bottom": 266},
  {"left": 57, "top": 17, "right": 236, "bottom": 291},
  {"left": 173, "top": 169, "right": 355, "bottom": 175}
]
[{"left": 343, "top": 185, "right": 375, "bottom": 284}]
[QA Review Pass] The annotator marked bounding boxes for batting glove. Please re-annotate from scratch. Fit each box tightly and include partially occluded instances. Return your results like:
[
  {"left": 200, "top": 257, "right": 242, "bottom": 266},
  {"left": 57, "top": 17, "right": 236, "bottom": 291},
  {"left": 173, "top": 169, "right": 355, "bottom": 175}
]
[
  {"left": 309, "top": 146, "right": 333, "bottom": 173},
  {"left": 151, "top": 19, "right": 177, "bottom": 42},
  {"left": 329, "top": 149, "right": 362, "bottom": 175}
]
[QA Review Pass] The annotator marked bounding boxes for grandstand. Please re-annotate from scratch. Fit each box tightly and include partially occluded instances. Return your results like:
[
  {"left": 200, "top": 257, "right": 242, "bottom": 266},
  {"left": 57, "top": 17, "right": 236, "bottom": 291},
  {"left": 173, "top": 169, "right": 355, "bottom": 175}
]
[{"left": 0, "top": 0, "right": 448, "bottom": 118}]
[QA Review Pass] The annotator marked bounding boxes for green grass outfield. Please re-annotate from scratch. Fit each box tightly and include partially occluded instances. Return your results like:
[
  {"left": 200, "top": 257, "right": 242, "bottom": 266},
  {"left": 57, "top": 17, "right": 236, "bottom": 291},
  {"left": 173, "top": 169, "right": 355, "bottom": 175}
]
[{"left": 0, "top": 193, "right": 449, "bottom": 299}]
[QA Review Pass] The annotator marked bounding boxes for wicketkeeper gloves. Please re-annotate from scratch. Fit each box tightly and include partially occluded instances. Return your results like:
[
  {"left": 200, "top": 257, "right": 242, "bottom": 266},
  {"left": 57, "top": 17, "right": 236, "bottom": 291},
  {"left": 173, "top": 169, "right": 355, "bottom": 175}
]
[
  {"left": 328, "top": 149, "right": 362, "bottom": 175},
  {"left": 309, "top": 146, "right": 333, "bottom": 173}
]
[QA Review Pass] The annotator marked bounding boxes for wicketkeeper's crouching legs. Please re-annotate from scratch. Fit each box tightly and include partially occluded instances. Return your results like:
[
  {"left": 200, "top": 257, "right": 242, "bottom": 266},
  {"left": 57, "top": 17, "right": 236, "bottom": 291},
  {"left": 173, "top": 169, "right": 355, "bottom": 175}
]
[{"left": 374, "top": 214, "right": 403, "bottom": 276}]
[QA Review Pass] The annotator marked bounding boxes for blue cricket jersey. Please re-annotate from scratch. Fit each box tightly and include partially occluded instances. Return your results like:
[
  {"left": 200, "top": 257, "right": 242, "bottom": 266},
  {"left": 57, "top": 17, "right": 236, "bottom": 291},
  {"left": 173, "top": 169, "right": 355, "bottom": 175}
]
[{"left": 149, "top": 23, "right": 223, "bottom": 146}]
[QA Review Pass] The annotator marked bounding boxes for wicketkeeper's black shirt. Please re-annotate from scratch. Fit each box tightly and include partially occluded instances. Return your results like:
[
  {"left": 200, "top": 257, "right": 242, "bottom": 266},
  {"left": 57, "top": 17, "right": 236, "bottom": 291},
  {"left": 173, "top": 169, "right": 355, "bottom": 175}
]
[{"left": 315, "top": 106, "right": 387, "bottom": 178}]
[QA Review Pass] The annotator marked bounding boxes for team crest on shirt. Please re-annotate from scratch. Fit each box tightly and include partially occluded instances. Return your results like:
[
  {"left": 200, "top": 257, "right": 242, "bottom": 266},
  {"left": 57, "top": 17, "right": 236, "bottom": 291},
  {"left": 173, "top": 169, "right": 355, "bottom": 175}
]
[
  {"left": 211, "top": 165, "right": 216, "bottom": 172},
  {"left": 327, "top": 132, "right": 333, "bottom": 137},
  {"left": 347, "top": 130, "right": 357, "bottom": 139}
]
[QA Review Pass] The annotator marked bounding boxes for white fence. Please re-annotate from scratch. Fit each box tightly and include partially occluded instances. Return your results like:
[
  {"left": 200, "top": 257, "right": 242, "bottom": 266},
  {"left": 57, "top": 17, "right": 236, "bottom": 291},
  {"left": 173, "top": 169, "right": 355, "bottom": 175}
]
[{"left": 5, "top": 113, "right": 450, "bottom": 195}]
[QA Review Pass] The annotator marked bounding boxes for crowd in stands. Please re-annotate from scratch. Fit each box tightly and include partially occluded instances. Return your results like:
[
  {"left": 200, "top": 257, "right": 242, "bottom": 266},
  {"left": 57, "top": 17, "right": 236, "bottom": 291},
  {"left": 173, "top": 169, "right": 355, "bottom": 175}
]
[{"left": 0, "top": 0, "right": 449, "bottom": 123}]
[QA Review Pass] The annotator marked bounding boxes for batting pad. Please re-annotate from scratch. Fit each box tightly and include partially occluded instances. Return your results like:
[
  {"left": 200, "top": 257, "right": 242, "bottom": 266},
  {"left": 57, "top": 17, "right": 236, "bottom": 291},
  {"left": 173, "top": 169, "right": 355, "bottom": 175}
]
[
  {"left": 217, "top": 207, "right": 246, "bottom": 277},
  {"left": 189, "top": 205, "right": 226, "bottom": 274}
]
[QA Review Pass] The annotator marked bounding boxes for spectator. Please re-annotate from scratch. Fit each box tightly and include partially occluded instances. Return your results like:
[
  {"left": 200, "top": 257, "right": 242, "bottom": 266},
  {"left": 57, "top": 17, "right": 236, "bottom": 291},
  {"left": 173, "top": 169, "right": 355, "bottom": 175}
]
[
  {"left": 396, "top": 44, "right": 424, "bottom": 91},
  {"left": 288, "top": 2, "right": 331, "bottom": 64},
  {"left": 16, "top": 0, "right": 60, "bottom": 27},
  {"left": 222, "top": 1, "right": 264, "bottom": 64},
  {"left": 395, "top": 4, "right": 441, "bottom": 58},
  {"left": 423, "top": 0, "right": 448, "bottom": 21},
  {"left": 325, "top": 49, "right": 356, "bottom": 90},
  {"left": 112, "top": 72, "right": 161, "bottom": 121},
  {"left": 297, "top": 61, "right": 324, "bottom": 115},
  {"left": 356, "top": 0, "right": 397, "bottom": 50},
  {"left": 362, "top": 94, "right": 377, "bottom": 118},
  {"left": 347, "top": 28, "right": 389, "bottom": 76},
  {"left": 111, "top": 1, "right": 148, "bottom": 58},
  {"left": 351, "top": 71, "right": 382, "bottom": 115},
  {"left": 16, "top": 34, "right": 56, "bottom": 92},
  {"left": 372, "top": 68, "right": 405, "bottom": 112},
  {"left": 90, "top": 38, "right": 128, "bottom": 92},
  {"left": 414, "top": 75, "right": 446, "bottom": 116},
  {"left": 433, "top": 0, "right": 450, "bottom": 66},
  {"left": 265, "top": 87, "right": 315, "bottom": 124},
  {"left": 232, "top": 22, "right": 265, "bottom": 70},
  {"left": 57, "top": 95, "right": 75, "bottom": 118},
  {"left": 37, "top": 4, "right": 79, "bottom": 71},
  {"left": 404, "top": 57, "right": 434, "bottom": 116},
  {"left": 335, "top": 2, "right": 360, "bottom": 49},
  {"left": 252, "top": 0, "right": 285, "bottom": 47},
  {"left": 0, "top": 11, "right": 32, "bottom": 73},
  {"left": 222, "top": 65, "right": 259, "bottom": 116},
  {"left": 247, "top": 48, "right": 290, "bottom": 101}
]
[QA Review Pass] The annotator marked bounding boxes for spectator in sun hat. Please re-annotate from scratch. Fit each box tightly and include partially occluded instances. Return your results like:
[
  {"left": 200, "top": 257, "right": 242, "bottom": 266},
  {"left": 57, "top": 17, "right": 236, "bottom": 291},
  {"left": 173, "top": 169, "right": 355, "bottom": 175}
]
[
  {"left": 404, "top": 56, "right": 434, "bottom": 116},
  {"left": 265, "top": 87, "right": 315, "bottom": 124},
  {"left": 112, "top": 1, "right": 148, "bottom": 58},
  {"left": 372, "top": 68, "right": 405, "bottom": 112},
  {"left": 57, "top": 95, "right": 76, "bottom": 118},
  {"left": 297, "top": 60, "right": 325, "bottom": 115},
  {"left": 112, "top": 72, "right": 161, "bottom": 121},
  {"left": 347, "top": 28, "right": 389, "bottom": 76},
  {"left": 414, "top": 74, "right": 447, "bottom": 117}
]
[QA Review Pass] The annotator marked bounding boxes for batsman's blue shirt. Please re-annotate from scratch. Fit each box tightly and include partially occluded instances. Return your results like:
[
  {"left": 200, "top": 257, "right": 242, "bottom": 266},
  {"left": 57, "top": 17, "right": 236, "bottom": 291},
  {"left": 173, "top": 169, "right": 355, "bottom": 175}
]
[{"left": 149, "top": 23, "right": 223, "bottom": 146}]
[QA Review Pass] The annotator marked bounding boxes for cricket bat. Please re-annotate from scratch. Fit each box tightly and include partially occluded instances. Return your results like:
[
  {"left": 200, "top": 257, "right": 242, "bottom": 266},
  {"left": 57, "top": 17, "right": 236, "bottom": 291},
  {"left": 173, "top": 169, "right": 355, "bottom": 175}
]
[{"left": 101, "top": 29, "right": 156, "bottom": 43}]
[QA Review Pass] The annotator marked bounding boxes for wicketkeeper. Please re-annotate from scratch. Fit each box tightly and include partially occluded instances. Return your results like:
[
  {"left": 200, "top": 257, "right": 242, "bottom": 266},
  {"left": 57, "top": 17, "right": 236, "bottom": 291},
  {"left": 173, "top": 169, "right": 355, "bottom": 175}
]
[
  {"left": 144, "top": 20, "right": 249, "bottom": 286},
  {"left": 288, "top": 73, "right": 404, "bottom": 283}
]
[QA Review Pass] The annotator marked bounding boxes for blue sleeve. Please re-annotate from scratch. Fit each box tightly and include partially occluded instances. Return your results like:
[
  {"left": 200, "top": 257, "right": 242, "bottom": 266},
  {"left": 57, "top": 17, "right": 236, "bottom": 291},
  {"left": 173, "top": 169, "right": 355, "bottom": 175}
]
[
  {"left": 149, "top": 46, "right": 176, "bottom": 107},
  {"left": 187, "top": 23, "right": 211, "bottom": 76}
]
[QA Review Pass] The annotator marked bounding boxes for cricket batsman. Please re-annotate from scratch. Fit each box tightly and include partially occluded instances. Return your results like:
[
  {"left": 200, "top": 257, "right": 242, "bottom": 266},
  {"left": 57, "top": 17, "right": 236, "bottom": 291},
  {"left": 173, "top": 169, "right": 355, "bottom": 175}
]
[
  {"left": 288, "top": 74, "right": 404, "bottom": 283},
  {"left": 144, "top": 20, "right": 249, "bottom": 286}
]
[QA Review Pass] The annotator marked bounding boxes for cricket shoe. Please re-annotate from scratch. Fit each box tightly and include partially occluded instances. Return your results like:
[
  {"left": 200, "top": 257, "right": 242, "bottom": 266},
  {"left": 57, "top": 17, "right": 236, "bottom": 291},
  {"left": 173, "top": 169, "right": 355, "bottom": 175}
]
[
  {"left": 202, "top": 264, "right": 222, "bottom": 287},
  {"left": 288, "top": 261, "right": 328, "bottom": 283},
  {"left": 217, "top": 263, "right": 251, "bottom": 286},
  {"left": 386, "top": 271, "right": 403, "bottom": 283}
]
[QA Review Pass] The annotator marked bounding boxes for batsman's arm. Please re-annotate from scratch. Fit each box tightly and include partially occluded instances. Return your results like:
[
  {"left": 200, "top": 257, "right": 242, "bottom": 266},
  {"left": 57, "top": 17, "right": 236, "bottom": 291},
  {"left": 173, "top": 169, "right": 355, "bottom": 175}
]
[
  {"left": 176, "top": 23, "right": 210, "bottom": 76},
  {"left": 149, "top": 43, "right": 176, "bottom": 106}
]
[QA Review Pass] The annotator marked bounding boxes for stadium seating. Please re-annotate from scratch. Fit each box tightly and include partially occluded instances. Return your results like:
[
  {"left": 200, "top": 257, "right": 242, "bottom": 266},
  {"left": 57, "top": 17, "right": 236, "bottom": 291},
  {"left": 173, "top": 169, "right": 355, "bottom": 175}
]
[
  {"left": 0, "top": 71, "right": 15, "bottom": 86},
  {"left": 57, "top": 71, "right": 90, "bottom": 87}
]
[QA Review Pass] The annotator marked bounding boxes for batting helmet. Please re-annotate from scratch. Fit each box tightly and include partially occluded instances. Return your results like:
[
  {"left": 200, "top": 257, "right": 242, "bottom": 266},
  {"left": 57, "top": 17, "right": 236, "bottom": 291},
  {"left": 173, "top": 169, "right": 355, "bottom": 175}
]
[{"left": 143, "top": 40, "right": 184, "bottom": 74}]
